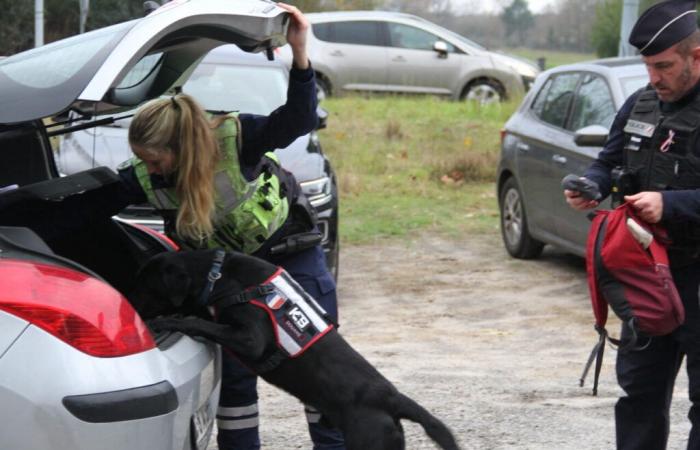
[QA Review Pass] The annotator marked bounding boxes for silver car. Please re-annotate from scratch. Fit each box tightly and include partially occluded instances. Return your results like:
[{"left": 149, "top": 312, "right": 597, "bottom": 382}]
[
  {"left": 278, "top": 10, "right": 539, "bottom": 103},
  {"left": 0, "top": 1, "right": 288, "bottom": 449},
  {"left": 497, "top": 57, "right": 649, "bottom": 259}
]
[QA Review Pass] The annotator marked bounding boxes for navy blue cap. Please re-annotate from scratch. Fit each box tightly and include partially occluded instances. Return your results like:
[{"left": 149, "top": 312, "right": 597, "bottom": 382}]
[{"left": 629, "top": 0, "right": 698, "bottom": 56}]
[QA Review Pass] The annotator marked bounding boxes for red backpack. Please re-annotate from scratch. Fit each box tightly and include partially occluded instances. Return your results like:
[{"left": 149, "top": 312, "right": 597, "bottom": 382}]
[{"left": 580, "top": 202, "right": 684, "bottom": 395}]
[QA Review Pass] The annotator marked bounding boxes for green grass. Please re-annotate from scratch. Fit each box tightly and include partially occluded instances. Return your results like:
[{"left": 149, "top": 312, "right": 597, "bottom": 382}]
[
  {"left": 318, "top": 95, "right": 514, "bottom": 244},
  {"left": 504, "top": 48, "right": 597, "bottom": 69}
]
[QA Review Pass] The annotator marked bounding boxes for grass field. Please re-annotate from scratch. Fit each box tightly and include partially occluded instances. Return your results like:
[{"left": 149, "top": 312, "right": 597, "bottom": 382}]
[
  {"left": 319, "top": 49, "right": 595, "bottom": 245},
  {"left": 318, "top": 95, "right": 518, "bottom": 244}
]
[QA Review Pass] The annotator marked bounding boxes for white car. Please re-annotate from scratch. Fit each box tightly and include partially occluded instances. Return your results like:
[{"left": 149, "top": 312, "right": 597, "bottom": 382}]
[{"left": 0, "top": 1, "right": 288, "bottom": 449}]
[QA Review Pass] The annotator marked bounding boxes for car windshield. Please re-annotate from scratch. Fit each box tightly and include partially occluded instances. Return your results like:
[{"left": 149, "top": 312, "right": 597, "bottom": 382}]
[
  {"left": 620, "top": 75, "right": 649, "bottom": 97},
  {"left": 184, "top": 62, "right": 288, "bottom": 115}
]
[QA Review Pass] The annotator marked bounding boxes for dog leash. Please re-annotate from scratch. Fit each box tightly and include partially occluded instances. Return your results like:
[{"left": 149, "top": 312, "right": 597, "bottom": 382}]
[{"left": 198, "top": 249, "right": 226, "bottom": 306}]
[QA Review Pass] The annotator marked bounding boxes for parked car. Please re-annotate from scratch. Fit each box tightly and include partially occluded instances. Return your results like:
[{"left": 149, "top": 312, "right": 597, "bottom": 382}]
[
  {"left": 497, "top": 57, "right": 649, "bottom": 259},
  {"left": 0, "top": 1, "right": 288, "bottom": 449},
  {"left": 277, "top": 10, "right": 539, "bottom": 103},
  {"left": 56, "top": 44, "right": 340, "bottom": 279}
]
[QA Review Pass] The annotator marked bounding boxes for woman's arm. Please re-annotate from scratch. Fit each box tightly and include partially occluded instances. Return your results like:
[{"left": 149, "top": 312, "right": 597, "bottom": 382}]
[{"left": 237, "top": 4, "right": 318, "bottom": 165}]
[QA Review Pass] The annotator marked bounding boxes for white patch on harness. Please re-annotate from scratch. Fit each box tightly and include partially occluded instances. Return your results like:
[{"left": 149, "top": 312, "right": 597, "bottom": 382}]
[
  {"left": 252, "top": 269, "right": 333, "bottom": 357},
  {"left": 623, "top": 119, "right": 656, "bottom": 138}
]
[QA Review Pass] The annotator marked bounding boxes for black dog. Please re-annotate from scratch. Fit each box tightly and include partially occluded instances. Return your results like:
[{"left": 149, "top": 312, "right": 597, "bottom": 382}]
[{"left": 129, "top": 249, "right": 460, "bottom": 450}]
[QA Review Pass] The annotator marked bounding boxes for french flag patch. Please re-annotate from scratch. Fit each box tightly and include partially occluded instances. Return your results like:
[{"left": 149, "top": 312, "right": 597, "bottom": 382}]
[{"left": 266, "top": 294, "right": 286, "bottom": 310}]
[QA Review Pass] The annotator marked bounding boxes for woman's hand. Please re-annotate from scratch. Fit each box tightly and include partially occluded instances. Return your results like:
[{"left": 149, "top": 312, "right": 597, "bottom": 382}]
[{"left": 277, "top": 2, "right": 310, "bottom": 70}]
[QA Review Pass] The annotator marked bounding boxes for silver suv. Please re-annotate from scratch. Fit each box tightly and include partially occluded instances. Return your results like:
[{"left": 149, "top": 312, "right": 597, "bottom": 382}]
[{"left": 279, "top": 10, "right": 539, "bottom": 103}]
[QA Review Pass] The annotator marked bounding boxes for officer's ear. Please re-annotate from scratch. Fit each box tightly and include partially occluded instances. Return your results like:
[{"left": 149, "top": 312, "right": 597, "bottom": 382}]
[
  {"left": 161, "top": 261, "right": 191, "bottom": 307},
  {"left": 690, "top": 45, "right": 700, "bottom": 70}
]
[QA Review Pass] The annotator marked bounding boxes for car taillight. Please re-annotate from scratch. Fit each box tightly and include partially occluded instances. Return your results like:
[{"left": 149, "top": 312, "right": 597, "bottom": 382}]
[
  {"left": 500, "top": 128, "right": 507, "bottom": 145},
  {"left": 0, "top": 259, "right": 155, "bottom": 357}
]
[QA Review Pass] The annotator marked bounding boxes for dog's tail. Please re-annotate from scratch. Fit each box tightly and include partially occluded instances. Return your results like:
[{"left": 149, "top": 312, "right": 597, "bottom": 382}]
[{"left": 396, "top": 392, "right": 461, "bottom": 450}]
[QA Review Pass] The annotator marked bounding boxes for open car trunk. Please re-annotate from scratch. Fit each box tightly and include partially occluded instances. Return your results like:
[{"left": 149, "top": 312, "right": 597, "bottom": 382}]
[{"left": 0, "top": 122, "right": 171, "bottom": 315}]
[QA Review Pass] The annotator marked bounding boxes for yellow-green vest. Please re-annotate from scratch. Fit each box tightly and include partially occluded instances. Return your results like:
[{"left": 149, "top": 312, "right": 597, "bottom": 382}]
[{"left": 133, "top": 113, "right": 289, "bottom": 254}]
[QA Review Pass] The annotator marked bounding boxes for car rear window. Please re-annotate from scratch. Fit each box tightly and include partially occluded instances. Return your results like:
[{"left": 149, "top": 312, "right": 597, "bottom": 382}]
[
  {"left": 184, "top": 63, "right": 288, "bottom": 115},
  {"left": 312, "top": 21, "right": 384, "bottom": 46},
  {"left": 0, "top": 21, "right": 134, "bottom": 90}
]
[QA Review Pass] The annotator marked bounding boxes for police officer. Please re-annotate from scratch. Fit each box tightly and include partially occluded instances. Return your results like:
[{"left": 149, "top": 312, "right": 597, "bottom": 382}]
[
  {"left": 102, "top": 3, "right": 345, "bottom": 449},
  {"left": 565, "top": 1, "right": 700, "bottom": 448}
]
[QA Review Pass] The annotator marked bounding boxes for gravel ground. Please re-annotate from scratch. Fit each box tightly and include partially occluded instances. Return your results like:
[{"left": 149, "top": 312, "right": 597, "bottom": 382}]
[{"left": 207, "top": 234, "right": 691, "bottom": 449}]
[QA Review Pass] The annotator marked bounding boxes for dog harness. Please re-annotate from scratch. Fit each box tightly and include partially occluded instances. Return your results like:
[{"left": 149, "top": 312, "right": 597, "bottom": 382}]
[
  {"left": 208, "top": 265, "right": 334, "bottom": 372},
  {"left": 250, "top": 268, "right": 333, "bottom": 358}
]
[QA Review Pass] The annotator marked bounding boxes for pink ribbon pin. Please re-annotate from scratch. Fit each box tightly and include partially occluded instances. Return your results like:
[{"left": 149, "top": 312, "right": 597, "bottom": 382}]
[{"left": 659, "top": 129, "right": 675, "bottom": 152}]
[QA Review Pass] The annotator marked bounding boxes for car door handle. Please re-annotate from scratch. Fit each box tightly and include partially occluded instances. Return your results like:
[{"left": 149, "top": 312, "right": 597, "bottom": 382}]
[
  {"left": 552, "top": 155, "right": 567, "bottom": 164},
  {"left": 330, "top": 50, "right": 344, "bottom": 57},
  {"left": 516, "top": 142, "right": 530, "bottom": 152},
  {"left": 392, "top": 55, "right": 406, "bottom": 62}
]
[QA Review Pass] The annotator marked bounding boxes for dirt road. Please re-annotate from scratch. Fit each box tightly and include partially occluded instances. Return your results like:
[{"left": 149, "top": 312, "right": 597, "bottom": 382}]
[{"left": 208, "top": 234, "right": 691, "bottom": 449}]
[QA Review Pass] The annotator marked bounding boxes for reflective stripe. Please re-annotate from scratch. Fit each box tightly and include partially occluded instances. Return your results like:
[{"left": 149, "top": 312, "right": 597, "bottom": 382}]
[
  {"left": 217, "top": 417, "right": 259, "bottom": 430},
  {"left": 275, "top": 323, "right": 303, "bottom": 354},
  {"left": 305, "top": 406, "right": 321, "bottom": 424},
  {"left": 217, "top": 404, "right": 258, "bottom": 417},
  {"left": 152, "top": 189, "right": 178, "bottom": 210},
  {"left": 213, "top": 171, "right": 258, "bottom": 222}
]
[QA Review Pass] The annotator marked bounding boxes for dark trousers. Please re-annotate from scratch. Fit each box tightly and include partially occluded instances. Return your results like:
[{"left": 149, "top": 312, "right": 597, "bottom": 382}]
[
  {"left": 615, "top": 261, "right": 700, "bottom": 450},
  {"left": 216, "top": 245, "right": 345, "bottom": 450}
]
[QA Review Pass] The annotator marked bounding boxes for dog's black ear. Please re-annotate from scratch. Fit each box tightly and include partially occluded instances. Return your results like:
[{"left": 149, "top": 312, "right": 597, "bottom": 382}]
[{"left": 162, "top": 262, "right": 191, "bottom": 307}]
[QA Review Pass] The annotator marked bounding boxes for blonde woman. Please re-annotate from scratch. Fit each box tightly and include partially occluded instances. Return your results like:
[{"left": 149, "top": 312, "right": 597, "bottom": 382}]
[{"left": 107, "top": 4, "right": 344, "bottom": 449}]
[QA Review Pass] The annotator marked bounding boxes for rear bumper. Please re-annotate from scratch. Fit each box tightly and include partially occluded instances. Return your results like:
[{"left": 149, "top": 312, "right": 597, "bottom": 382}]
[
  {"left": 62, "top": 380, "right": 179, "bottom": 423},
  {"left": 0, "top": 321, "right": 220, "bottom": 450}
]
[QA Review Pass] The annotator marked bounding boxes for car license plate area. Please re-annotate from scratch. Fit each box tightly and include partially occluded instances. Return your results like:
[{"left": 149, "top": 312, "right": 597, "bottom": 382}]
[{"left": 190, "top": 401, "right": 214, "bottom": 450}]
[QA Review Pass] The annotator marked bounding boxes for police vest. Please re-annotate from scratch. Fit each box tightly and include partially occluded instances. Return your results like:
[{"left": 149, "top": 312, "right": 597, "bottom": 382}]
[
  {"left": 133, "top": 113, "right": 289, "bottom": 254},
  {"left": 623, "top": 86, "right": 700, "bottom": 246}
]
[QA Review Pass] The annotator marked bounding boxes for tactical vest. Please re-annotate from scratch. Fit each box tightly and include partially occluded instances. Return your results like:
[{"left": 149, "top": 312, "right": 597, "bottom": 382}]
[
  {"left": 623, "top": 86, "right": 700, "bottom": 247},
  {"left": 133, "top": 113, "right": 289, "bottom": 254}
]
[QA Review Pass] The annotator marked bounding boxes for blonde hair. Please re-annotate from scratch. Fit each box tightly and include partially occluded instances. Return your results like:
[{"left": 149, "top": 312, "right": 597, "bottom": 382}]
[{"left": 129, "top": 94, "right": 222, "bottom": 241}]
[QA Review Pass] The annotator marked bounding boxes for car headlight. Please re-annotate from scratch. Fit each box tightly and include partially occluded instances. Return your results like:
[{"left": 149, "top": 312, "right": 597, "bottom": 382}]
[{"left": 300, "top": 176, "right": 332, "bottom": 208}]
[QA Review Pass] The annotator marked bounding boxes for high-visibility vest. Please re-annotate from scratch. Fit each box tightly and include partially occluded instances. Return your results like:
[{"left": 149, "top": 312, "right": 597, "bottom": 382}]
[{"left": 132, "top": 112, "right": 289, "bottom": 253}]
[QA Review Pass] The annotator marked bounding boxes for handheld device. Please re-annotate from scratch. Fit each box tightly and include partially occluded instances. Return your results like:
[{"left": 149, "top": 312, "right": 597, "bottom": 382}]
[{"left": 561, "top": 174, "right": 602, "bottom": 201}]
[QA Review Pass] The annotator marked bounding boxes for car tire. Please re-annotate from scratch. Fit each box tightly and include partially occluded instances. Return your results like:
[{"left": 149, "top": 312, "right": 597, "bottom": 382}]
[
  {"left": 499, "top": 177, "right": 544, "bottom": 259},
  {"left": 463, "top": 78, "right": 504, "bottom": 105},
  {"left": 315, "top": 75, "right": 331, "bottom": 102}
]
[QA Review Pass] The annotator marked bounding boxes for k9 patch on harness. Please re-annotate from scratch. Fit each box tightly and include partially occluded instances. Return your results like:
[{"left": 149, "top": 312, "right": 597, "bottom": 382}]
[{"left": 250, "top": 268, "right": 333, "bottom": 357}]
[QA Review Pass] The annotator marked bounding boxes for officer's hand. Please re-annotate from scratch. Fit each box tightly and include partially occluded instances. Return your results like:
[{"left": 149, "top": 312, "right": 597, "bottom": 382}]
[
  {"left": 564, "top": 189, "right": 599, "bottom": 210},
  {"left": 624, "top": 192, "right": 663, "bottom": 223},
  {"left": 277, "top": 3, "right": 309, "bottom": 70}
]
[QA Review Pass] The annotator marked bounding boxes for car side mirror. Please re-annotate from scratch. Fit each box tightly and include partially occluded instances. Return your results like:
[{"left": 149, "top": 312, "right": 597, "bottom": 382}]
[
  {"left": 574, "top": 124, "right": 609, "bottom": 147},
  {"left": 316, "top": 106, "right": 328, "bottom": 130},
  {"left": 433, "top": 41, "right": 448, "bottom": 58}
]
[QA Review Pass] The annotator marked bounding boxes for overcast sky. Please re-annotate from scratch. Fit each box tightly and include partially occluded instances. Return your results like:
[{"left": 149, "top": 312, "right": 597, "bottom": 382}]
[{"left": 451, "top": 0, "right": 557, "bottom": 15}]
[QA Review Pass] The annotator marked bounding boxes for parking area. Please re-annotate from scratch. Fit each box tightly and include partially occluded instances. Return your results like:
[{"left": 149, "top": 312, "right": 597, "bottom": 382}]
[{"left": 208, "top": 233, "right": 691, "bottom": 449}]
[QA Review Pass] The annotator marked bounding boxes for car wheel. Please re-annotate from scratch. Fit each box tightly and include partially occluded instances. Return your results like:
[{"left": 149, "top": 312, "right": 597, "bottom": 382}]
[
  {"left": 315, "top": 76, "right": 331, "bottom": 102},
  {"left": 463, "top": 79, "right": 504, "bottom": 105},
  {"left": 499, "top": 177, "right": 544, "bottom": 259}
]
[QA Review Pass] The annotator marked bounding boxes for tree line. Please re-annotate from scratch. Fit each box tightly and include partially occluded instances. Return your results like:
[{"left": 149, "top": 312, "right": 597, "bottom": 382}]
[{"left": 0, "top": 0, "right": 668, "bottom": 57}]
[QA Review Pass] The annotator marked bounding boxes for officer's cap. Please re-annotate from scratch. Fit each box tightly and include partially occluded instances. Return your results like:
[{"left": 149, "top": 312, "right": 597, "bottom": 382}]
[{"left": 629, "top": 0, "right": 698, "bottom": 56}]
